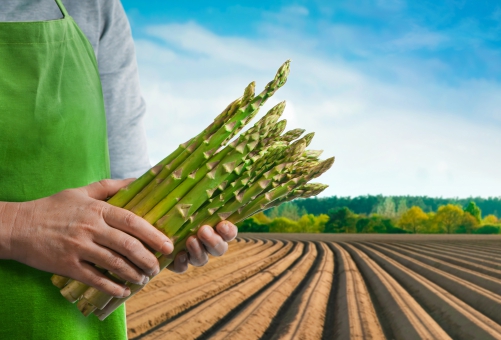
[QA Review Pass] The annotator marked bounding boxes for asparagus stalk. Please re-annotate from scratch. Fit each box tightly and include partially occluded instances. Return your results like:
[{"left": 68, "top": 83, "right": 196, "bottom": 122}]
[
  {"left": 129, "top": 62, "right": 290, "bottom": 217},
  {"left": 93, "top": 169, "right": 330, "bottom": 320},
  {"left": 123, "top": 91, "right": 248, "bottom": 211},
  {"left": 86, "top": 130, "right": 296, "bottom": 316},
  {"left": 277, "top": 128, "right": 305, "bottom": 142},
  {"left": 232, "top": 157, "right": 334, "bottom": 221},
  {"left": 92, "top": 162, "right": 331, "bottom": 320},
  {"left": 54, "top": 60, "right": 336, "bottom": 320},
  {"left": 76, "top": 97, "right": 289, "bottom": 310},
  {"left": 144, "top": 103, "right": 285, "bottom": 226}
]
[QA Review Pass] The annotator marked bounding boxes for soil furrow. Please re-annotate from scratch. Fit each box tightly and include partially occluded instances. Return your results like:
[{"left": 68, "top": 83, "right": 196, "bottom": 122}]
[
  {"left": 444, "top": 243, "right": 501, "bottom": 256},
  {"left": 269, "top": 242, "right": 333, "bottom": 340},
  {"left": 140, "top": 242, "right": 307, "bottom": 340},
  {"left": 358, "top": 242, "right": 501, "bottom": 339},
  {"left": 328, "top": 242, "right": 384, "bottom": 340},
  {"left": 383, "top": 242, "right": 501, "bottom": 284},
  {"left": 366, "top": 242, "right": 501, "bottom": 324},
  {"left": 344, "top": 243, "right": 450, "bottom": 340},
  {"left": 205, "top": 242, "right": 317, "bottom": 340},
  {"left": 124, "top": 235, "right": 501, "bottom": 340},
  {"left": 136, "top": 238, "right": 266, "bottom": 295},
  {"left": 414, "top": 242, "right": 501, "bottom": 262},
  {"left": 128, "top": 240, "right": 291, "bottom": 338},
  {"left": 128, "top": 239, "right": 279, "bottom": 316},
  {"left": 403, "top": 242, "right": 501, "bottom": 270}
]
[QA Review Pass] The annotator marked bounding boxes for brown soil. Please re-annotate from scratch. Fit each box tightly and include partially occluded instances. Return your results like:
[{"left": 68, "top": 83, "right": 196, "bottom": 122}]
[{"left": 125, "top": 234, "right": 501, "bottom": 339}]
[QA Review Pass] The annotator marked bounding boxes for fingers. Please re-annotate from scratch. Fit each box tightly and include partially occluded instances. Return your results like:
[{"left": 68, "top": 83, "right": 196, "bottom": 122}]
[
  {"left": 102, "top": 204, "right": 173, "bottom": 256},
  {"left": 83, "top": 179, "right": 135, "bottom": 200},
  {"left": 167, "top": 251, "right": 189, "bottom": 273},
  {"left": 197, "top": 225, "right": 228, "bottom": 257},
  {"left": 72, "top": 262, "right": 131, "bottom": 298},
  {"left": 215, "top": 221, "right": 238, "bottom": 242},
  {"left": 93, "top": 225, "right": 160, "bottom": 277},
  {"left": 83, "top": 243, "right": 150, "bottom": 285},
  {"left": 186, "top": 236, "right": 209, "bottom": 266}
]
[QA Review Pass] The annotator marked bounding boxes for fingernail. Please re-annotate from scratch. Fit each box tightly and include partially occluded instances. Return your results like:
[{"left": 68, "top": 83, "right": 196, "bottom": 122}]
[
  {"left": 142, "top": 276, "right": 150, "bottom": 285},
  {"left": 151, "top": 267, "right": 160, "bottom": 276},
  {"left": 218, "top": 222, "right": 229, "bottom": 235},
  {"left": 123, "top": 287, "right": 131, "bottom": 298},
  {"left": 179, "top": 253, "right": 188, "bottom": 263},
  {"left": 161, "top": 241, "right": 173, "bottom": 255},
  {"left": 200, "top": 226, "right": 212, "bottom": 240}
]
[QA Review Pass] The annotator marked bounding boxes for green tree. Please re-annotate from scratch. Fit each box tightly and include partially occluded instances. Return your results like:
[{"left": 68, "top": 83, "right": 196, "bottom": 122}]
[
  {"left": 483, "top": 214, "right": 498, "bottom": 225},
  {"left": 456, "top": 212, "right": 479, "bottom": 234},
  {"left": 297, "top": 214, "right": 329, "bottom": 233},
  {"left": 375, "top": 197, "right": 396, "bottom": 218},
  {"left": 398, "top": 206, "right": 429, "bottom": 233},
  {"left": 356, "top": 217, "right": 371, "bottom": 233},
  {"left": 368, "top": 215, "right": 405, "bottom": 233},
  {"left": 237, "top": 216, "right": 270, "bottom": 232},
  {"left": 267, "top": 202, "right": 302, "bottom": 221},
  {"left": 474, "top": 225, "right": 500, "bottom": 234},
  {"left": 396, "top": 199, "right": 408, "bottom": 217},
  {"left": 434, "top": 204, "right": 464, "bottom": 234},
  {"left": 464, "top": 201, "right": 482, "bottom": 224},
  {"left": 324, "top": 207, "right": 357, "bottom": 233},
  {"left": 253, "top": 212, "right": 272, "bottom": 225},
  {"left": 269, "top": 217, "right": 299, "bottom": 233}
]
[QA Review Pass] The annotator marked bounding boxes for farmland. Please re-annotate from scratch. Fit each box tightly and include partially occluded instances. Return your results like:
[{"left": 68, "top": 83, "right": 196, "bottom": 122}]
[{"left": 126, "top": 234, "right": 501, "bottom": 339}]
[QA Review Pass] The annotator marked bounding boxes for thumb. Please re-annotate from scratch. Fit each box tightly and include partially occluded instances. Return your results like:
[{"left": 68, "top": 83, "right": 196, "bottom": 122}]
[{"left": 83, "top": 178, "right": 135, "bottom": 200}]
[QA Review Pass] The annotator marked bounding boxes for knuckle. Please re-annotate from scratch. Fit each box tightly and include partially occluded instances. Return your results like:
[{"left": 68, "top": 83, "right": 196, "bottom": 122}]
[
  {"left": 124, "top": 212, "right": 138, "bottom": 228},
  {"left": 89, "top": 200, "right": 106, "bottom": 214},
  {"left": 122, "top": 237, "right": 140, "bottom": 253},
  {"left": 98, "top": 179, "right": 113, "bottom": 189},
  {"left": 79, "top": 223, "right": 96, "bottom": 234},
  {"left": 68, "top": 237, "right": 88, "bottom": 253},
  {"left": 89, "top": 276, "right": 108, "bottom": 290},
  {"left": 107, "top": 255, "right": 125, "bottom": 271}
]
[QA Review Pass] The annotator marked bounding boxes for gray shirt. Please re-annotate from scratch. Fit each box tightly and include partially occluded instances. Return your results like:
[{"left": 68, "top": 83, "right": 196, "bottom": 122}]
[{"left": 0, "top": 0, "right": 151, "bottom": 179}]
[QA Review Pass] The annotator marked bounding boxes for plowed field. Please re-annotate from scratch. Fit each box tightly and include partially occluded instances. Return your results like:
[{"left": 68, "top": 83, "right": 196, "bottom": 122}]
[{"left": 126, "top": 234, "right": 501, "bottom": 339}]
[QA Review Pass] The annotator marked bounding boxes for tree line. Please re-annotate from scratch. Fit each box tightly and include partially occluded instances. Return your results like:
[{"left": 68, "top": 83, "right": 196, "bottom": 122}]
[{"left": 237, "top": 196, "right": 501, "bottom": 234}]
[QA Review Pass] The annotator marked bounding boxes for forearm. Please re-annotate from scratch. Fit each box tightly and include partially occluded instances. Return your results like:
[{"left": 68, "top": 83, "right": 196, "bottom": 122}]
[{"left": 0, "top": 201, "right": 21, "bottom": 259}]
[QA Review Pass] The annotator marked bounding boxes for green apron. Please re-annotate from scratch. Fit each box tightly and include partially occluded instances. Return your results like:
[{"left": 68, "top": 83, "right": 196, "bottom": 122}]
[{"left": 0, "top": 0, "right": 126, "bottom": 338}]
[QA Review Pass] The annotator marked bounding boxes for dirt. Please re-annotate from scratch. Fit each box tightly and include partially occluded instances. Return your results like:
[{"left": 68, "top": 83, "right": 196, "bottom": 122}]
[{"left": 125, "top": 234, "right": 501, "bottom": 339}]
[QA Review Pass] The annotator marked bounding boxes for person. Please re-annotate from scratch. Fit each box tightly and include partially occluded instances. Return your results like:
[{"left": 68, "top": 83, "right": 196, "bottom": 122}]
[{"left": 0, "top": 0, "right": 238, "bottom": 338}]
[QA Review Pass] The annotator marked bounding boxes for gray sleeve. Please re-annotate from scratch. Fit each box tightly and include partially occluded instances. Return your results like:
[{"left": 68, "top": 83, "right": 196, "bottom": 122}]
[{"left": 96, "top": 0, "right": 151, "bottom": 179}]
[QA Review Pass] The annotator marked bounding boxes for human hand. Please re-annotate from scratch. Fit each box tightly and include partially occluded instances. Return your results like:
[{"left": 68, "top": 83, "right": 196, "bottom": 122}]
[
  {"left": 2, "top": 179, "right": 173, "bottom": 298},
  {"left": 167, "top": 221, "right": 238, "bottom": 273}
]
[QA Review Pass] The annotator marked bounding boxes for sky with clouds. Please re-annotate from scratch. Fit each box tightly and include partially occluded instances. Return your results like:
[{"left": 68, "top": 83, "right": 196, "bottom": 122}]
[{"left": 121, "top": 0, "right": 501, "bottom": 198}]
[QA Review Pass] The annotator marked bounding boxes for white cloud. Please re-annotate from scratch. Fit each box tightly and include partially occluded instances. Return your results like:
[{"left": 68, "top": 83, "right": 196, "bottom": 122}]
[
  {"left": 389, "top": 27, "right": 449, "bottom": 51},
  {"left": 135, "top": 22, "right": 501, "bottom": 198}
]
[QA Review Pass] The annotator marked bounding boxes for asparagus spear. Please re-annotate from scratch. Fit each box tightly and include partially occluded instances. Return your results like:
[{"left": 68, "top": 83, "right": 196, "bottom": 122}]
[
  {"left": 75, "top": 75, "right": 291, "bottom": 310},
  {"left": 123, "top": 91, "right": 248, "bottom": 211},
  {"left": 129, "top": 62, "right": 291, "bottom": 217},
  {"left": 93, "top": 164, "right": 331, "bottom": 321},
  {"left": 144, "top": 103, "right": 285, "bottom": 226},
  {"left": 277, "top": 128, "right": 305, "bottom": 142}
]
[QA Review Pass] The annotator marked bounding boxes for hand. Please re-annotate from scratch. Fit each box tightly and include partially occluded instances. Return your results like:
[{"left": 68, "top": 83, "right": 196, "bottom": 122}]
[
  {"left": 0, "top": 179, "right": 173, "bottom": 298},
  {"left": 168, "top": 221, "right": 238, "bottom": 273}
]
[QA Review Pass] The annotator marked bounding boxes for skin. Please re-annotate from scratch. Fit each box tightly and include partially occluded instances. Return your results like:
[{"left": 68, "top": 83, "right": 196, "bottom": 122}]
[{"left": 0, "top": 179, "right": 237, "bottom": 298}]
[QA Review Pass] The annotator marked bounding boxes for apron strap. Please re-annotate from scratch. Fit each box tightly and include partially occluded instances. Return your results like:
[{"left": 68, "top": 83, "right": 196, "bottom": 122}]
[{"left": 54, "top": 0, "right": 69, "bottom": 18}]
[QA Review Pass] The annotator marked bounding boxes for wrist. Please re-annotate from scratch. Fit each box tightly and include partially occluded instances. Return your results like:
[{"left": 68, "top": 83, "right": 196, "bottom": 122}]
[{"left": 0, "top": 201, "right": 25, "bottom": 260}]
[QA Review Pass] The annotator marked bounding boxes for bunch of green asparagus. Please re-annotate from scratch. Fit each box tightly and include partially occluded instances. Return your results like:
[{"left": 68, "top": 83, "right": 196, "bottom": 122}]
[{"left": 51, "top": 60, "right": 333, "bottom": 320}]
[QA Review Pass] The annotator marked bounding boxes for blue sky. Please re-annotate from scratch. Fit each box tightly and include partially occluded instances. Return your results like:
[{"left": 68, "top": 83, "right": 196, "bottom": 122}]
[{"left": 121, "top": 0, "right": 501, "bottom": 197}]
